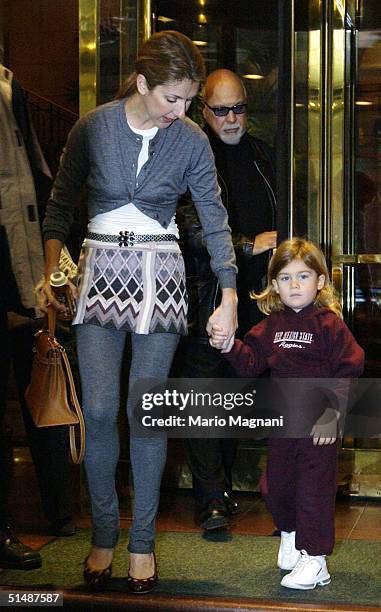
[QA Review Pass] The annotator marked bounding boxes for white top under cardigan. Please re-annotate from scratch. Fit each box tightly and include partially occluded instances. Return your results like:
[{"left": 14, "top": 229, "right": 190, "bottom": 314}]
[{"left": 89, "top": 121, "right": 179, "bottom": 237}]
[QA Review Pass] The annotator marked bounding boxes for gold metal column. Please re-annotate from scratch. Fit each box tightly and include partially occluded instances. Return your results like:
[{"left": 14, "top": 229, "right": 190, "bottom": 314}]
[
  {"left": 138, "top": 0, "right": 152, "bottom": 45},
  {"left": 79, "top": 0, "right": 99, "bottom": 116},
  {"left": 306, "top": 2, "right": 323, "bottom": 244},
  {"left": 292, "top": 0, "right": 324, "bottom": 242},
  {"left": 329, "top": 1, "right": 346, "bottom": 295}
]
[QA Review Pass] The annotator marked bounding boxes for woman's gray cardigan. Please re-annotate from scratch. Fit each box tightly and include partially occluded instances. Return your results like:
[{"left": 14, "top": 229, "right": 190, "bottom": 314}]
[{"left": 43, "top": 99, "right": 237, "bottom": 289}]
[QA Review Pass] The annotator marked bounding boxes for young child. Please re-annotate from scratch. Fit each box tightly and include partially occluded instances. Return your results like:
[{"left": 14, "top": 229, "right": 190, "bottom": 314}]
[{"left": 209, "top": 238, "right": 364, "bottom": 590}]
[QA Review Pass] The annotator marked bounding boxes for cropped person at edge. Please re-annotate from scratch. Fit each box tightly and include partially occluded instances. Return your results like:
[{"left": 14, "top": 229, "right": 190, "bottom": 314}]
[{"left": 41, "top": 31, "right": 237, "bottom": 592}]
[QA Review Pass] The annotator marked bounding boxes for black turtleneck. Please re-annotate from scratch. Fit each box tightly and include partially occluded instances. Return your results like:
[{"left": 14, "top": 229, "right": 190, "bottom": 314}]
[{"left": 206, "top": 129, "right": 273, "bottom": 237}]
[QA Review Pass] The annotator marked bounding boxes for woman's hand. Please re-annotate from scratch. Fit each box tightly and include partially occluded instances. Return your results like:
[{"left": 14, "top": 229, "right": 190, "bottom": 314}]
[
  {"left": 40, "top": 273, "right": 78, "bottom": 318},
  {"left": 206, "top": 288, "right": 237, "bottom": 353},
  {"left": 40, "top": 239, "right": 77, "bottom": 318},
  {"left": 209, "top": 323, "right": 229, "bottom": 350}
]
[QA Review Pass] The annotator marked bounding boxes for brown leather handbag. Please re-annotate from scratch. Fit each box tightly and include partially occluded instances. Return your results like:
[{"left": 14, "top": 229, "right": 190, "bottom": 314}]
[{"left": 25, "top": 307, "right": 85, "bottom": 464}]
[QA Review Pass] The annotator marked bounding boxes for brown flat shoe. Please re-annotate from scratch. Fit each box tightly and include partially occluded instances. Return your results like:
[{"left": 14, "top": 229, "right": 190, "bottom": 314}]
[
  {"left": 83, "top": 555, "right": 112, "bottom": 591},
  {"left": 127, "top": 552, "right": 158, "bottom": 594}
]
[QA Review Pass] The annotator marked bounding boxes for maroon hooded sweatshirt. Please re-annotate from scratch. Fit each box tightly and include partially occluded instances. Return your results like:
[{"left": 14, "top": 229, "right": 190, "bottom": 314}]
[
  {"left": 225, "top": 303, "right": 364, "bottom": 379},
  {"left": 225, "top": 303, "right": 364, "bottom": 435}
]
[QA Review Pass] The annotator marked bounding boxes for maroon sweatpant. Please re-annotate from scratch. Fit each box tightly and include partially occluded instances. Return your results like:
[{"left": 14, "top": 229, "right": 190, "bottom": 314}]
[{"left": 261, "top": 438, "right": 338, "bottom": 556}]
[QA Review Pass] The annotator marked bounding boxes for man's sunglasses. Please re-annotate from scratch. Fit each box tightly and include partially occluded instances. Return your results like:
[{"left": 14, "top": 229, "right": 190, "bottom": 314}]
[{"left": 203, "top": 101, "right": 248, "bottom": 117}]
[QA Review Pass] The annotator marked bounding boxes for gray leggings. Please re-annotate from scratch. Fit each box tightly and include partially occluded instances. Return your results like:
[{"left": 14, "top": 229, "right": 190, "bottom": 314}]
[{"left": 75, "top": 324, "right": 179, "bottom": 553}]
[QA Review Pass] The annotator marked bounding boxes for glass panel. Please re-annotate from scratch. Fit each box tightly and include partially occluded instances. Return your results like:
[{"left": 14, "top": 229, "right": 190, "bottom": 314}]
[
  {"left": 292, "top": 1, "right": 349, "bottom": 248},
  {"left": 293, "top": 0, "right": 322, "bottom": 240},
  {"left": 352, "top": 0, "right": 381, "bottom": 376},
  {"left": 80, "top": 0, "right": 150, "bottom": 108},
  {"left": 331, "top": 3, "right": 346, "bottom": 257},
  {"left": 99, "top": 0, "right": 138, "bottom": 104}
]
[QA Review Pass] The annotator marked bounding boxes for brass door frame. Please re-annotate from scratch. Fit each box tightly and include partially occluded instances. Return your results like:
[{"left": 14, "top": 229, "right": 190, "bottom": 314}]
[{"left": 333, "top": 254, "right": 381, "bottom": 264}]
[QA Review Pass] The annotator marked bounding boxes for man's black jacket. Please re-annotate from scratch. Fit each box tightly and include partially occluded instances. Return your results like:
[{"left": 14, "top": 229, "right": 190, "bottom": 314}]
[{"left": 177, "top": 128, "right": 276, "bottom": 340}]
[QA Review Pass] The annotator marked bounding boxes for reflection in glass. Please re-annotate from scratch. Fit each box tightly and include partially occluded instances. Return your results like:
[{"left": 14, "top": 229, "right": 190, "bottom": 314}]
[
  {"left": 293, "top": 5, "right": 321, "bottom": 241},
  {"left": 99, "top": 0, "right": 138, "bottom": 104}
]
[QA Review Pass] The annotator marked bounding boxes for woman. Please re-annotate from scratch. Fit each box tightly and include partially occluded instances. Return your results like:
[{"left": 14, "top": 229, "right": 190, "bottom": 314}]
[{"left": 42, "top": 30, "right": 237, "bottom": 592}]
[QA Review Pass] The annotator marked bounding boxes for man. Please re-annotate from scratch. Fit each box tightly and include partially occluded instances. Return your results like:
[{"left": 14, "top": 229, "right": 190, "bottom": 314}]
[{"left": 175, "top": 69, "right": 277, "bottom": 530}]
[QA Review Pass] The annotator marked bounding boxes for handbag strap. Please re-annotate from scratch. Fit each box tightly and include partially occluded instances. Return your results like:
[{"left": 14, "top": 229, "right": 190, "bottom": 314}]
[
  {"left": 47, "top": 305, "right": 57, "bottom": 338},
  {"left": 46, "top": 305, "right": 85, "bottom": 464},
  {"left": 61, "top": 349, "right": 86, "bottom": 464}
]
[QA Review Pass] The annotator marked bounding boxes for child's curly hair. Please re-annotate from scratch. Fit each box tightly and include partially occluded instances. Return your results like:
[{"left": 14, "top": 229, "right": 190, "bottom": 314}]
[{"left": 253, "top": 238, "right": 342, "bottom": 318}]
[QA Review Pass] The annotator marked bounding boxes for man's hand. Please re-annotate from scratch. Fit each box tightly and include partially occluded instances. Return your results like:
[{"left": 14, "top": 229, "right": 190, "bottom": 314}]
[
  {"left": 310, "top": 407, "right": 339, "bottom": 446},
  {"left": 252, "top": 231, "right": 277, "bottom": 255},
  {"left": 206, "top": 288, "right": 237, "bottom": 353}
]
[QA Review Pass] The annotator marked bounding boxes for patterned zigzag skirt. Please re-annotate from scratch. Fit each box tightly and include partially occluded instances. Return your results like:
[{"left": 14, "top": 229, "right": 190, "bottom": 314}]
[{"left": 72, "top": 241, "right": 188, "bottom": 335}]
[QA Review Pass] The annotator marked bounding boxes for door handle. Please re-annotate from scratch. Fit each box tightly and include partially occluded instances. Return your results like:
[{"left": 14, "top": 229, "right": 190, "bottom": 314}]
[{"left": 332, "top": 254, "right": 381, "bottom": 264}]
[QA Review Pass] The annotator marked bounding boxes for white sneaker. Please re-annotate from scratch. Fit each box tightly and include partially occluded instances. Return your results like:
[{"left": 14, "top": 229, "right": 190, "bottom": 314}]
[
  {"left": 280, "top": 550, "right": 331, "bottom": 590},
  {"left": 277, "top": 531, "right": 301, "bottom": 570}
]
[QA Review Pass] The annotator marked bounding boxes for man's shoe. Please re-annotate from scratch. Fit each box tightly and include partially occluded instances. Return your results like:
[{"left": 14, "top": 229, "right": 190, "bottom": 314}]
[
  {"left": 280, "top": 550, "right": 331, "bottom": 590},
  {"left": 0, "top": 527, "right": 42, "bottom": 570},
  {"left": 277, "top": 531, "right": 301, "bottom": 570},
  {"left": 198, "top": 499, "right": 230, "bottom": 530},
  {"left": 223, "top": 491, "right": 240, "bottom": 515},
  {"left": 48, "top": 518, "right": 77, "bottom": 537}
]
